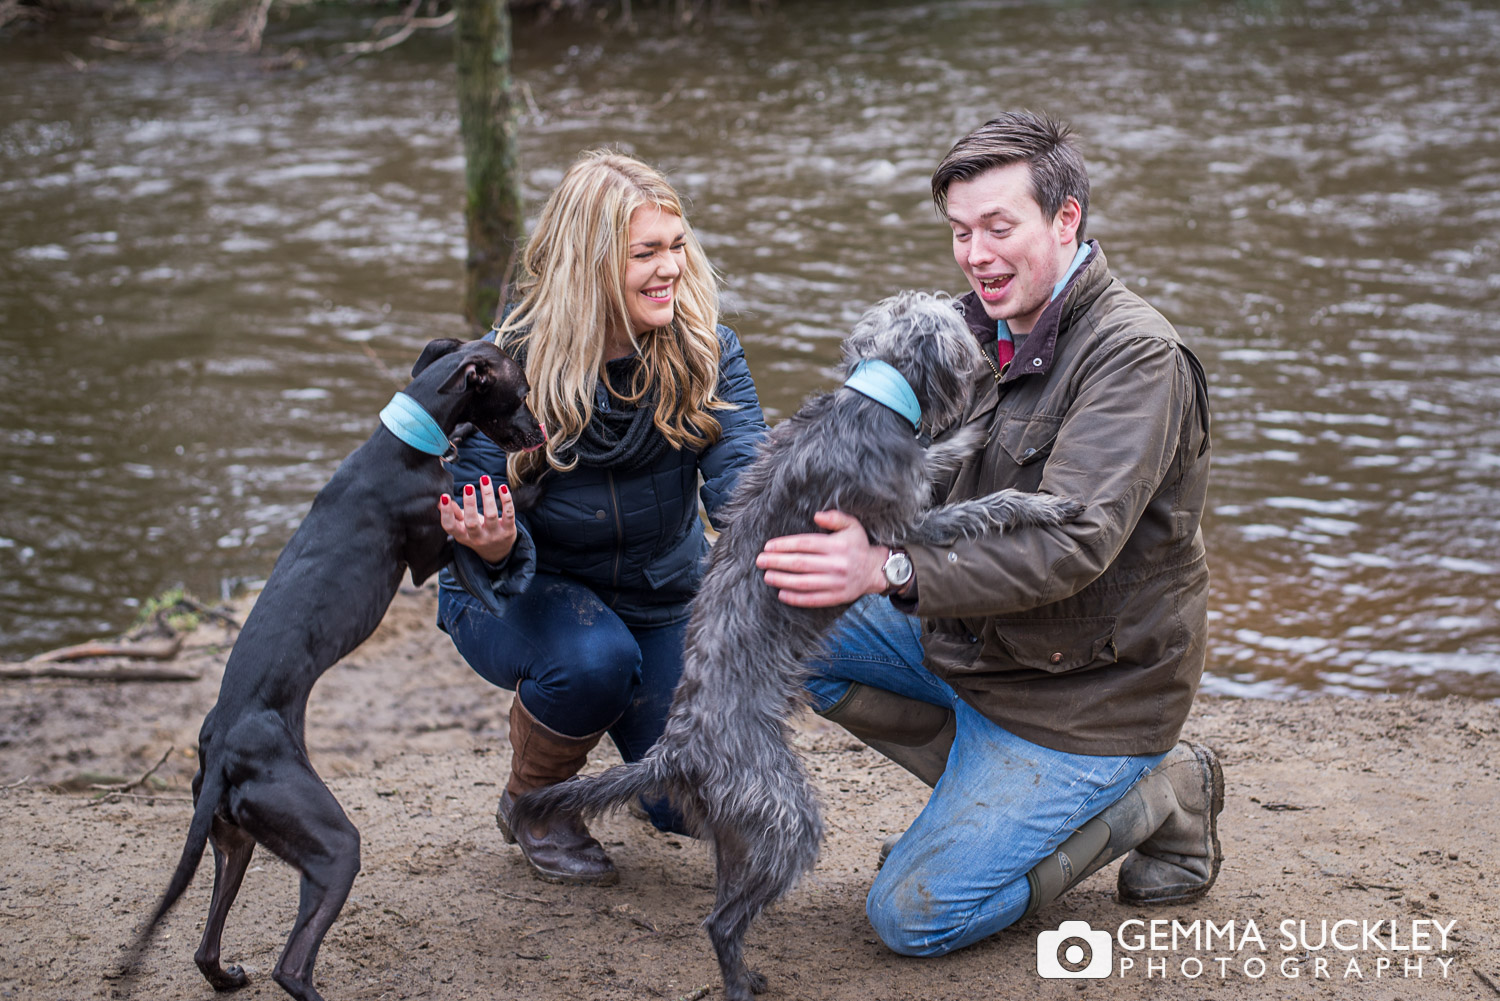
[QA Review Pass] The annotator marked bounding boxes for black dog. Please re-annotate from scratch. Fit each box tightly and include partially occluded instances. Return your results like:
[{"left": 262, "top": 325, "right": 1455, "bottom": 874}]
[{"left": 125, "top": 338, "right": 544, "bottom": 1001}]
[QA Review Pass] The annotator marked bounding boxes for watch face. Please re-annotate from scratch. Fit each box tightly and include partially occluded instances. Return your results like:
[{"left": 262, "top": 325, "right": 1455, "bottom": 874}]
[{"left": 884, "top": 551, "right": 913, "bottom": 586}]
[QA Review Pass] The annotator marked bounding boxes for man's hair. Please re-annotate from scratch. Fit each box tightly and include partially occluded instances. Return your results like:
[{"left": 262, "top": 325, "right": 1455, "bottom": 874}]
[{"left": 931, "top": 111, "right": 1090, "bottom": 242}]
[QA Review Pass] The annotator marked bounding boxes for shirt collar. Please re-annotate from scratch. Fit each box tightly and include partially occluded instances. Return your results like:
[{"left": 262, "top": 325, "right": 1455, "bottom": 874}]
[{"left": 997, "top": 241, "right": 1094, "bottom": 342}]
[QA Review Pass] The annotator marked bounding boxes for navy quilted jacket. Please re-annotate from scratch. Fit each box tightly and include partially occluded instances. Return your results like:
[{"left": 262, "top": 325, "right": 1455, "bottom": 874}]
[{"left": 440, "top": 325, "right": 766, "bottom": 625}]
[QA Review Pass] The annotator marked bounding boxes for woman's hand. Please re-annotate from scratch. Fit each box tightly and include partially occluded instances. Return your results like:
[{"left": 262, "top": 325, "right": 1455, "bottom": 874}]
[
  {"left": 755, "top": 510, "right": 889, "bottom": 607},
  {"left": 440, "top": 475, "right": 516, "bottom": 565}
]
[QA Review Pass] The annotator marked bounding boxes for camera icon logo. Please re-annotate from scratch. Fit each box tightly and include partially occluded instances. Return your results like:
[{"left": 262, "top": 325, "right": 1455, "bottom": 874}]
[{"left": 1036, "top": 919, "right": 1113, "bottom": 979}]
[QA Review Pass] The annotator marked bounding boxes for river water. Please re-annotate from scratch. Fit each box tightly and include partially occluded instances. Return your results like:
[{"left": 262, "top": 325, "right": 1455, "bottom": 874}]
[{"left": 2, "top": 0, "right": 1497, "bottom": 700}]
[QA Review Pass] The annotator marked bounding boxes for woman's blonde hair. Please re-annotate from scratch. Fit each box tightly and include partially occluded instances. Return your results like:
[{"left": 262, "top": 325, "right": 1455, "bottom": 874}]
[{"left": 497, "top": 150, "right": 727, "bottom": 482}]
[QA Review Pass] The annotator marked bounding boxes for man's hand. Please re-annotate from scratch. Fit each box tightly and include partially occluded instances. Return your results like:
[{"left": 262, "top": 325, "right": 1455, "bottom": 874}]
[
  {"left": 755, "top": 510, "right": 889, "bottom": 607},
  {"left": 440, "top": 475, "right": 516, "bottom": 565}
]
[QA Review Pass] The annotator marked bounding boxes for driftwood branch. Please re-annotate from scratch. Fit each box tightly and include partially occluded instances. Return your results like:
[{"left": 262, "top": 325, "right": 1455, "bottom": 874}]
[
  {"left": 22, "top": 636, "right": 184, "bottom": 665},
  {"left": 1, "top": 662, "right": 199, "bottom": 683}
]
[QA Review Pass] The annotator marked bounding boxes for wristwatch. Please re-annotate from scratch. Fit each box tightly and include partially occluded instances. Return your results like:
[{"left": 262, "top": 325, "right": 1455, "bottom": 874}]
[{"left": 881, "top": 548, "right": 914, "bottom": 594}]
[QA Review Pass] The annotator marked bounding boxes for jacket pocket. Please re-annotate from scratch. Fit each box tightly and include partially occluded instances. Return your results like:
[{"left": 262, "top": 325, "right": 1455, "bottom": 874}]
[
  {"left": 982, "top": 616, "right": 1118, "bottom": 674},
  {"left": 642, "top": 529, "right": 708, "bottom": 592},
  {"left": 996, "top": 413, "right": 1062, "bottom": 466}
]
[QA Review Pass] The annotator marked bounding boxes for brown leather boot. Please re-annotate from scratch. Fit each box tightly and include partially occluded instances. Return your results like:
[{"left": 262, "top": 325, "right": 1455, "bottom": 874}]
[{"left": 494, "top": 695, "right": 619, "bottom": 886}]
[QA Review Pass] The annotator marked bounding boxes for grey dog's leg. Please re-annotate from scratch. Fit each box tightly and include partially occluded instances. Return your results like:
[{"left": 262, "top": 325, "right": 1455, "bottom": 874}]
[
  {"left": 906, "top": 490, "right": 1084, "bottom": 545},
  {"left": 705, "top": 833, "right": 769, "bottom": 1000},
  {"left": 920, "top": 425, "right": 986, "bottom": 478}
]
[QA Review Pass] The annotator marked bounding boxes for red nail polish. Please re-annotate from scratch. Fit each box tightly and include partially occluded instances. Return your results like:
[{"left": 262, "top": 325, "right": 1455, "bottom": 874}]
[
  {"left": 481, "top": 475, "right": 491, "bottom": 486},
  {"left": 464, "top": 484, "right": 474, "bottom": 496},
  {"left": 440, "top": 495, "right": 449, "bottom": 505},
  {"left": 500, "top": 484, "right": 509, "bottom": 494}
]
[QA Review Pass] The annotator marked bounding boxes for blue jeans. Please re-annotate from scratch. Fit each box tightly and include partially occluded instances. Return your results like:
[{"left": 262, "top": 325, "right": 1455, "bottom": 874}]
[
  {"left": 438, "top": 574, "right": 689, "bottom": 833},
  {"left": 806, "top": 596, "right": 1166, "bottom": 958}
]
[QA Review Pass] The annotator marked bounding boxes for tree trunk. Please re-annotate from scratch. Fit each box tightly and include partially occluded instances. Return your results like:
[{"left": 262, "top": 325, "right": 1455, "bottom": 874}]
[{"left": 454, "top": 0, "right": 523, "bottom": 334}]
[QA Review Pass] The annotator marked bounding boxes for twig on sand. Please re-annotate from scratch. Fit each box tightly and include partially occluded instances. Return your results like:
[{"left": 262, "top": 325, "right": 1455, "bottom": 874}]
[
  {"left": 85, "top": 748, "right": 176, "bottom": 807},
  {"left": 84, "top": 792, "right": 195, "bottom": 806},
  {"left": 1475, "top": 969, "right": 1500, "bottom": 997},
  {"left": 676, "top": 986, "right": 711, "bottom": 1001},
  {"left": 170, "top": 596, "right": 242, "bottom": 631}
]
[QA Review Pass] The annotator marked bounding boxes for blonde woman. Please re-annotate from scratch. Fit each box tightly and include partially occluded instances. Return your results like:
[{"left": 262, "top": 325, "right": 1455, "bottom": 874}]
[{"left": 435, "top": 151, "right": 767, "bottom": 885}]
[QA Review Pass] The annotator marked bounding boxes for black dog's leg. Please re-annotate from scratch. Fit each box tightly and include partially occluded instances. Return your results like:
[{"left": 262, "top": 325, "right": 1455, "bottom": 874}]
[
  {"left": 233, "top": 764, "right": 360, "bottom": 1001},
  {"left": 194, "top": 815, "right": 257, "bottom": 991},
  {"left": 273, "top": 815, "right": 359, "bottom": 1001},
  {"left": 905, "top": 489, "right": 1084, "bottom": 545}
]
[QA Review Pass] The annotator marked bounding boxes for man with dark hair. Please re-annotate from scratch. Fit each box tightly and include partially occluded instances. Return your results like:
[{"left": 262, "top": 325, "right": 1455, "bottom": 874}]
[{"left": 756, "top": 111, "right": 1221, "bottom": 956}]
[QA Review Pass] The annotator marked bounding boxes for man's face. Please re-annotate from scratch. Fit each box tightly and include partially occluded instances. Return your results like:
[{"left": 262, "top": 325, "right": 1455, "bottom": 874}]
[{"left": 945, "top": 162, "right": 1081, "bottom": 336}]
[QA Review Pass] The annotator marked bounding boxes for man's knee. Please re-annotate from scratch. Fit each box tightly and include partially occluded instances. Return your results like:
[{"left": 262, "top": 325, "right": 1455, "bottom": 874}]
[
  {"left": 866, "top": 872, "right": 966, "bottom": 958},
  {"left": 866, "top": 855, "right": 1031, "bottom": 958}
]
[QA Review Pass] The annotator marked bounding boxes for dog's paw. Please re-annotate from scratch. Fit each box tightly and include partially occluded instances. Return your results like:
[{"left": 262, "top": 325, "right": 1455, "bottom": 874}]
[
  {"left": 747, "top": 969, "right": 769, "bottom": 994},
  {"left": 1044, "top": 495, "right": 1086, "bottom": 523},
  {"left": 199, "top": 961, "right": 249, "bottom": 991}
]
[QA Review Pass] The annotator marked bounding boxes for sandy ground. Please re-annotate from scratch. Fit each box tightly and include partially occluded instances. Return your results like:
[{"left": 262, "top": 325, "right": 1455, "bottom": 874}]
[{"left": 2, "top": 583, "right": 1498, "bottom": 1001}]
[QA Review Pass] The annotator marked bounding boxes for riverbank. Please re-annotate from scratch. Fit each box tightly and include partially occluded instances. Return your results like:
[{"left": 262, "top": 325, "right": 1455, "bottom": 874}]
[{"left": 1, "top": 583, "right": 1497, "bottom": 1000}]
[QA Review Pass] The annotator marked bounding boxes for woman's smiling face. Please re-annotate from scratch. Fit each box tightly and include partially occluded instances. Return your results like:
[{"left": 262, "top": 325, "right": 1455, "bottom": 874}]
[{"left": 622, "top": 204, "right": 686, "bottom": 337}]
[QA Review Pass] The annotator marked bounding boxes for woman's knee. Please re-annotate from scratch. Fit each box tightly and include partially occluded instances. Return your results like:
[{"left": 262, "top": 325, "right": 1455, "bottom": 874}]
[{"left": 540, "top": 618, "right": 640, "bottom": 689}]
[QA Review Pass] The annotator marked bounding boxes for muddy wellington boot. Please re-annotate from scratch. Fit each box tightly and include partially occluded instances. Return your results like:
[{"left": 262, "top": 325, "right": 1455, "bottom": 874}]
[
  {"left": 1020, "top": 741, "right": 1225, "bottom": 919},
  {"left": 495, "top": 695, "right": 619, "bottom": 886},
  {"left": 817, "top": 683, "right": 955, "bottom": 866},
  {"left": 819, "top": 682, "right": 956, "bottom": 786}
]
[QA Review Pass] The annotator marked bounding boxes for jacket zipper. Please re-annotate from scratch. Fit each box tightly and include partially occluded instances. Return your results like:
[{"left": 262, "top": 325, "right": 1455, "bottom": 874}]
[
  {"left": 605, "top": 468, "right": 624, "bottom": 590},
  {"left": 982, "top": 344, "right": 1005, "bottom": 383}
]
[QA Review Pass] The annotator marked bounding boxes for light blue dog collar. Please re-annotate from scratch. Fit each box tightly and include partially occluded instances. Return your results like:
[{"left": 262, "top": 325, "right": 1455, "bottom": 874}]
[
  {"left": 844, "top": 359, "right": 922, "bottom": 432},
  {"left": 379, "top": 392, "right": 455, "bottom": 459}
]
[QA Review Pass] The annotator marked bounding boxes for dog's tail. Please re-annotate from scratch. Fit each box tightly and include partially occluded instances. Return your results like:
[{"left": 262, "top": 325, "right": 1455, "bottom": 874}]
[
  {"left": 510, "top": 751, "right": 679, "bottom": 832},
  {"left": 117, "top": 764, "right": 225, "bottom": 984}
]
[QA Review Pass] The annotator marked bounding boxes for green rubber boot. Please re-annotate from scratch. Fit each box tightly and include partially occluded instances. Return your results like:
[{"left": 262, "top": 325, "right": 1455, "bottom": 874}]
[
  {"left": 818, "top": 683, "right": 956, "bottom": 867},
  {"left": 1021, "top": 741, "right": 1225, "bottom": 920}
]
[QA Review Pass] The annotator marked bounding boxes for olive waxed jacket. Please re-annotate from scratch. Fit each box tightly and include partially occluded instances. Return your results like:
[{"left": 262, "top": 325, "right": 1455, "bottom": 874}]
[{"left": 902, "top": 242, "right": 1212, "bottom": 756}]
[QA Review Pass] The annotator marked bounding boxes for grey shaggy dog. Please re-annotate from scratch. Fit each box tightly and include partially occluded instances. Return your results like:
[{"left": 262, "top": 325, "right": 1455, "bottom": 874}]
[{"left": 511, "top": 291, "right": 1083, "bottom": 1000}]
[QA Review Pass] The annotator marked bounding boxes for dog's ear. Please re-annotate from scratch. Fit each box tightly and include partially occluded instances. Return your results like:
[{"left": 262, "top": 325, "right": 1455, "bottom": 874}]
[
  {"left": 438, "top": 356, "right": 495, "bottom": 395},
  {"left": 411, "top": 338, "right": 465, "bottom": 378}
]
